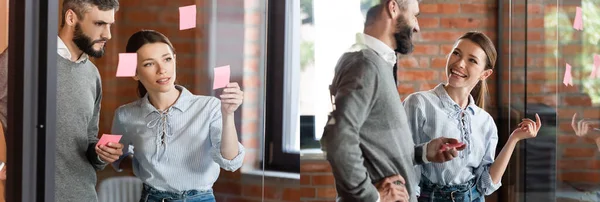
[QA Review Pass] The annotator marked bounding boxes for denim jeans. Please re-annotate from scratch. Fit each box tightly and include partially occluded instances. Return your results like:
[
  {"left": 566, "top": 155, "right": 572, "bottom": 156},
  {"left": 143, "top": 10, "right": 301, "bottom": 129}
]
[
  {"left": 140, "top": 184, "right": 216, "bottom": 202},
  {"left": 417, "top": 178, "right": 484, "bottom": 202}
]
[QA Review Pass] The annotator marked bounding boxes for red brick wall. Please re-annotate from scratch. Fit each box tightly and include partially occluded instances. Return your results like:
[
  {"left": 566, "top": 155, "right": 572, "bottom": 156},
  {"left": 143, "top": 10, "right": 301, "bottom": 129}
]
[{"left": 301, "top": 160, "right": 336, "bottom": 202}]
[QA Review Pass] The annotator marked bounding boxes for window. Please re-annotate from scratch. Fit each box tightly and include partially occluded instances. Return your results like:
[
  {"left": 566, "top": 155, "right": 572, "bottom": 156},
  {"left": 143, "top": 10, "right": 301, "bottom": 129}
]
[
  {"left": 264, "top": 0, "right": 300, "bottom": 173},
  {"left": 299, "top": 0, "right": 379, "bottom": 151}
]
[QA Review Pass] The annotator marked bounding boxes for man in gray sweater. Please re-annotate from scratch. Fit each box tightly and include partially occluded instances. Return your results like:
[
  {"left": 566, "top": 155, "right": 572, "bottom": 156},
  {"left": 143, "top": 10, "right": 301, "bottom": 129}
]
[
  {"left": 56, "top": 0, "right": 123, "bottom": 201},
  {"left": 322, "top": 1, "right": 466, "bottom": 201}
]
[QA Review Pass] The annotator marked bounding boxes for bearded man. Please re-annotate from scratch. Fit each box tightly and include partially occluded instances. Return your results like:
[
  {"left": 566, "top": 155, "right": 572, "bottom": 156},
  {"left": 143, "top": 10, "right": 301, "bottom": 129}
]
[
  {"left": 56, "top": 0, "right": 123, "bottom": 201},
  {"left": 321, "top": 1, "right": 466, "bottom": 201}
]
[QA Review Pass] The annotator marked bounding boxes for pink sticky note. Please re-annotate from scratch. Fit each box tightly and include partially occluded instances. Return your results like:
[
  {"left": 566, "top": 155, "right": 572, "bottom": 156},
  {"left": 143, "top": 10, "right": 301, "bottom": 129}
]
[
  {"left": 179, "top": 5, "right": 197, "bottom": 30},
  {"left": 573, "top": 7, "right": 583, "bottom": 30},
  {"left": 116, "top": 53, "right": 137, "bottom": 77},
  {"left": 439, "top": 142, "right": 465, "bottom": 152},
  {"left": 213, "top": 65, "right": 231, "bottom": 90},
  {"left": 591, "top": 54, "right": 600, "bottom": 79},
  {"left": 564, "top": 63, "right": 573, "bottom": 86},
  {"left": 96, "top": 134, "right": 122, "bottom": 147}
]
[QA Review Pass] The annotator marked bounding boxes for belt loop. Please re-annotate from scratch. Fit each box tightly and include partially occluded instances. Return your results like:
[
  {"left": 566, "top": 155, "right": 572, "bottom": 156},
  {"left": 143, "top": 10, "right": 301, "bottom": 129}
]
[
  {"left": 469, "top": 187, "right": 472, "bottom": 202},
  {"left": 450, "top": 190, "right": 456, "bottom": 202}
]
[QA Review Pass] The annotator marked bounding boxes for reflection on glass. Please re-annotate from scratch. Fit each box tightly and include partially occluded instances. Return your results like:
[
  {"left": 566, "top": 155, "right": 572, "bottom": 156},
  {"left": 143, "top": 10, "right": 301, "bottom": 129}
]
[{"left": 554, "top": 1, "right": 600, "bottom": 201}]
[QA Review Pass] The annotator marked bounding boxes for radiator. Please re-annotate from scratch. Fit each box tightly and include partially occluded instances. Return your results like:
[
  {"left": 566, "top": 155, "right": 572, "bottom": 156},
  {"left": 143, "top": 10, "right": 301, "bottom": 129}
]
[{"left": 98, "top": 176, "right": 143, "bottom": 202}]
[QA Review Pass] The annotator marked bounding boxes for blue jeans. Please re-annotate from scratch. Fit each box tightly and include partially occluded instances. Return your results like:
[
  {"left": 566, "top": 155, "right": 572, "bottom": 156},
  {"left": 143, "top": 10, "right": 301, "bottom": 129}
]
[
  {"left": 417, "top": 178, "right": 484, "bottom": 202},
  {"left": 140, "top": 184, "right": 216, "bottom": 202}
]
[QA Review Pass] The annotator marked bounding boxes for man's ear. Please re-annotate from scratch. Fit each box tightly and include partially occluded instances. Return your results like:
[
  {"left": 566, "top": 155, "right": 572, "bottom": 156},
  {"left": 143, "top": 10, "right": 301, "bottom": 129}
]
[
  {"left": 64, "top": 9, "right": 79, "bottom": 27},
  {"left": 385, "top": 0, "right": 397, "bottom": 19}
]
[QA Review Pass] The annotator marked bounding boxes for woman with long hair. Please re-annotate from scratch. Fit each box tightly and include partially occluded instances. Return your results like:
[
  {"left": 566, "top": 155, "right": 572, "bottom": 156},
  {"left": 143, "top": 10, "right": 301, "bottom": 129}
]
[
  {"left": 109, "top": 30, "right": 245, "bottom": 202},
  {"left": 403, "top": 31, "right": 541, "bottom": 202}
]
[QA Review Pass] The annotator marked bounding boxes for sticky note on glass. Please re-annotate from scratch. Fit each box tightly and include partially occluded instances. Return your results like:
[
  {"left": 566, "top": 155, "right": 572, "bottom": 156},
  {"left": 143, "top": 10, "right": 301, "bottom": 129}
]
[
  {"left": 213, "top": 65, "right": 231, "bottom": 90},
  {"left": 564, "top": 63, "right": 573, "bottom": 86},
  {"left": 179, "top": 5, "right": 197, "bottom": 30},
  {"left": 96, "top": 134, "right": 122, "bottom": 147},
  {"left": 573, "top": 7, "right": 583, "bottom": 30},
  {"left": 116, "top": 53, "right": 137, "bottom": 77}
]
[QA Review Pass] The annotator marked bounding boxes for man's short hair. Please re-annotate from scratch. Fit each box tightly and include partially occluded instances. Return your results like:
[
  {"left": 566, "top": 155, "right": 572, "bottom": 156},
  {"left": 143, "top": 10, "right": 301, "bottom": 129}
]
[
  {"left": 364, "top": 5, "right": 383, "bottom": 27},
  {"left": 61, "top": 0, "right": 120, "bottom": 27}
]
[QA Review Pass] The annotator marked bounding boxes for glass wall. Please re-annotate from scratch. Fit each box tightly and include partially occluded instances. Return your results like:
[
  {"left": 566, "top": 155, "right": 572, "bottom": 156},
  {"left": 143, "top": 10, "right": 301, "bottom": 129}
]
[{"left": 501, "top": 0, "right": 600, "bottom": 201}]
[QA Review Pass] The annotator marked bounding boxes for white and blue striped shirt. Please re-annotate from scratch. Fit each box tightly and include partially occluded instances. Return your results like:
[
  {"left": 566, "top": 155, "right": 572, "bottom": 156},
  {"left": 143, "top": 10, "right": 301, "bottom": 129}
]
[
  {"left": 402, "top": 83, "right": 501, "bottom": 196},
  {"left": 111, "top": 85, "right": 245, "bottom": 192}
]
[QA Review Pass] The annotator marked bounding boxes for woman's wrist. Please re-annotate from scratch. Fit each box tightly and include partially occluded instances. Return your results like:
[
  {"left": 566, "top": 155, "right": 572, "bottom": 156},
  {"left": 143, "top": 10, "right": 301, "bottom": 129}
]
[{"left": 508, "top": 135, "right": 520, "bottom": 144}]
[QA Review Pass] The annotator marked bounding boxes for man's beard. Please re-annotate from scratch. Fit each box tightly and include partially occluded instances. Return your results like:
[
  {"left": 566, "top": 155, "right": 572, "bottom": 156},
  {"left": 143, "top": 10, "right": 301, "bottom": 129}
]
[
  {"left": 73, "top": 23, "right": 107, "bottom": 58},
  {"left": 393, "top": 17, "right": 414, "bottom": 54}
]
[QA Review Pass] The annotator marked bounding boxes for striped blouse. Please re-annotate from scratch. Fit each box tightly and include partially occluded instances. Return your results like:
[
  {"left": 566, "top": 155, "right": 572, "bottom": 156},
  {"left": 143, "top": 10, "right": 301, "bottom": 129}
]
[
  {"left": 402, "top": 83, "right": 501, "bottom": 196},
  {"left": 111, "top": 85, "right": 245, "bottom": 192}
]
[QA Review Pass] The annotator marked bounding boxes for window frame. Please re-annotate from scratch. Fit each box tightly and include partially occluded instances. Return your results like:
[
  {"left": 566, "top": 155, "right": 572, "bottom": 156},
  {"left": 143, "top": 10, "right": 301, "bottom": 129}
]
[
  {"left": 7, "top": 0, "right": 58, "bottom": 201},
  {"left": 263, "top": 0, "right": 300, "bottom": 173}
]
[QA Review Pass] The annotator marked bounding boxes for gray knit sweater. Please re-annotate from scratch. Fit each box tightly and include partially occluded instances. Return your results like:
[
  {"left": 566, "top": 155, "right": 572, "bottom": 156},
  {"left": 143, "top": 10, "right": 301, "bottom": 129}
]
[
  {"left": 55, "top": 54, "right": 106, "bottom": 202},
  {"left": 323, "top": 48, "right": 424, "bottom": 202}
]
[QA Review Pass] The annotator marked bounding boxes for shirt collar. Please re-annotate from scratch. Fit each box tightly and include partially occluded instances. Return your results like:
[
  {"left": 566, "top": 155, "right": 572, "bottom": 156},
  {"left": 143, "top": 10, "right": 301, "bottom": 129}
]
[
  {"left": 140, "top": 85, "right": 194, "bottom": 116},
  {"left": 355, "top": 33, "right": 397, "bottom": 66},
  {"left": 57, "top": 36, "right": 89, "bottom": 63},
  {"left": 433, "top": 83, "right": 478, "bottom": 115}
]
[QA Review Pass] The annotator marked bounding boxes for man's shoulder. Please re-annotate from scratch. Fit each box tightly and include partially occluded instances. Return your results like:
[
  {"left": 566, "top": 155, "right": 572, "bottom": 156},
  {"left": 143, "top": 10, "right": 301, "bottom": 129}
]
[
  {"left": 339, "top": 47, "right": 380, "bottom": 62},
  {"left": 336, "top": 49, "right": 381, "bottom": 72}
]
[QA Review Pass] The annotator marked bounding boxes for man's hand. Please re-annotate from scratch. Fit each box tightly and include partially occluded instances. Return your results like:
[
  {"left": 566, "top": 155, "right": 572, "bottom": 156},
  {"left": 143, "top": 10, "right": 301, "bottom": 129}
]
[
  {"left": 96, "top": 142, "right": 124, "bottom": 163},
  {"left": 426, "top": 137, "right": 467, "bottom": 163},
  {"left": 375, "top": 175, "right": 409, "bottom": 202}
]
